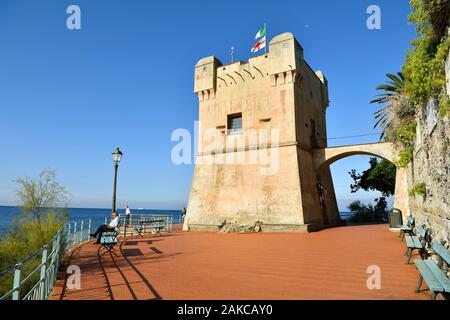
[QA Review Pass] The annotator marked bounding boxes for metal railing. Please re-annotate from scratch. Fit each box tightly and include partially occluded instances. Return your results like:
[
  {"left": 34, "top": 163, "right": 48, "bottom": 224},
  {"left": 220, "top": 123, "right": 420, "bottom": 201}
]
[
  {"left": 0, "top": 213, "right": 175, "bottom": 300},
  {"left": 0, "top": 218, "right": 93, "bottom": 301}
]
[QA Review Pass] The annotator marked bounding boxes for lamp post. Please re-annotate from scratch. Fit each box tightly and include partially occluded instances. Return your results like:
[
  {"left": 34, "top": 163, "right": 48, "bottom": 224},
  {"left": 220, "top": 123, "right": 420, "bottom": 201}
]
[{"left": 111, "top": 147, "right": 123, "bottom": 214}]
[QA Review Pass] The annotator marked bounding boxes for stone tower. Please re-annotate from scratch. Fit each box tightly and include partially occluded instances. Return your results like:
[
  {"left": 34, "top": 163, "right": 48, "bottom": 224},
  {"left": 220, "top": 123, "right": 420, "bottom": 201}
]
[{"left": 183, "top": 32, "right": 340, "bottom": 232}]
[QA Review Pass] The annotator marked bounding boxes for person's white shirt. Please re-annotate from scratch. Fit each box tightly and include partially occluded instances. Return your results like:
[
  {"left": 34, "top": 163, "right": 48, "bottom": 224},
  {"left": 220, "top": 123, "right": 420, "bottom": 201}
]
[
  {"left": 125, "top": 207, "right": 131, "bottom": 215},
  {"left": 109, "top": 216, "right": 119, "bottom": 228}
]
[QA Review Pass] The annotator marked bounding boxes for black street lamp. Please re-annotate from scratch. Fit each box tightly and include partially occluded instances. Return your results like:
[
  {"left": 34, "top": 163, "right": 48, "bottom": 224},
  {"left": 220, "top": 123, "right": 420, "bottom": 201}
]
[{"left": 111, "top": 147, "right": 123, "bottom": 214}]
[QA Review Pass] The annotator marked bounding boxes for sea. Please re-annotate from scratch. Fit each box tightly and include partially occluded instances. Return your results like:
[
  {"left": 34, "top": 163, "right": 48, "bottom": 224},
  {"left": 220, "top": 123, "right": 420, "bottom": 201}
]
[
  {"left": 0, "top": 206, "right": 183, "bottom": 235},
  {"left": 0, "top": 205, "right": 354, "bottom": 236}
]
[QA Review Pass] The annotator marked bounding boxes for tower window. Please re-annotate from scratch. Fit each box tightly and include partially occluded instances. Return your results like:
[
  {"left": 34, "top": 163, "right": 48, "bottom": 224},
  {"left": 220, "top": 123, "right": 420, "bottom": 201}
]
[{"left": 227, "top": 113, "right": 242, "bottom": 135}]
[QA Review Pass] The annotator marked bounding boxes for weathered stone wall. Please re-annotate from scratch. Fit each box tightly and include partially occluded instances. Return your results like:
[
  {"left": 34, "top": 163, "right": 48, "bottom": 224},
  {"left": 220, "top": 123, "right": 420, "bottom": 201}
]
[{"left": 408, "top": 101, "right": 450, "bottom": 244}]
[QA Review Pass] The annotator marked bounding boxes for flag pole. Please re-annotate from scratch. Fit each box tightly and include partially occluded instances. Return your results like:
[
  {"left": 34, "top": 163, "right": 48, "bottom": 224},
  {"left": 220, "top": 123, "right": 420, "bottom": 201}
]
[
  {"left": 264, "top": 22, "right": 267, "bottom": 54},
  {"left": 231, "top": 46, "right": 234, "bottom": 63}
]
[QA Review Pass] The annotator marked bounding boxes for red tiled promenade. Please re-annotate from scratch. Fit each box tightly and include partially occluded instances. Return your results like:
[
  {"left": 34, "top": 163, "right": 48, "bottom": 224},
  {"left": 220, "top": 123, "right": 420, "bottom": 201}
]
[{"left": 50, "top": 224, "right": 430, "bottom": 300}]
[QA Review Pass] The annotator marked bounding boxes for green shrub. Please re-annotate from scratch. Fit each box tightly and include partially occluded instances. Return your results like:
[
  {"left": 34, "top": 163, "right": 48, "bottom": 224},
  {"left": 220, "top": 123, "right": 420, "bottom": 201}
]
[
  {"left": 397, "top": 121, "right": 417, "bottom": 144},
  {"left": 0, "top": 169, "right": 69, "bottom": 299},
  {"left": 397, "top": 146, "right": 414, "bottom": 167},
  {"left": 347, "top": 198, "right": 387, "bottom": 223},
  {"left": 403, "top": 26, "right": 450, "bottom": 107},
  {"left": 0, "top": 212, "right": 65, "bottom": 298},
  {"left": 438, "top": 93, "right": 450, "bottom": 117},
  {"left": 409, "top": 182, "right": 427, "bottom": 197}
]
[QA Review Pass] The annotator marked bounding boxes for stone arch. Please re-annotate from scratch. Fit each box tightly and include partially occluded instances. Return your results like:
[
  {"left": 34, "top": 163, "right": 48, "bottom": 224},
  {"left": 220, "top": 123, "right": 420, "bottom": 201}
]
[
  {"left": 313, "top": 142, "right": 396, "bottom": 170},
  {"left": 312, "top": 142, "right": 410, "bottom": 221}
]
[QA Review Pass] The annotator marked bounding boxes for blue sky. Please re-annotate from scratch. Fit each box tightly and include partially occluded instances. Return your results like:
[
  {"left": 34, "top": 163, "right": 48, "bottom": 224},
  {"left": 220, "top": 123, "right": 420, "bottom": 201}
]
[{"left": 0, "top": 0, "right": 416, "bottom": 210}]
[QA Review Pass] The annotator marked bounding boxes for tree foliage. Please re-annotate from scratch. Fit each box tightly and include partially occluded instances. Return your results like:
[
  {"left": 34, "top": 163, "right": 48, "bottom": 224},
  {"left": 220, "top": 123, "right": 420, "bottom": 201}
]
[
  {"left": 0, "top": 169, "right": 69, "bottom": 296},
  {"left": 370, "top": 73, "right": 409, "bottom": 139},
  {"left": 409, "top": 0, "right": 450, "bottom": 42},
  {"left": 347, "top": 198, "right": 388, "bottom": 223},
  {"left": 349, "top": 157, "right": 396, "bottom": 197},
  {"left": 404, "top": 0, "right": 450, "bottom": 111},
  {"left": 15, "top": 169, "right": 69, "bottom": 222}
]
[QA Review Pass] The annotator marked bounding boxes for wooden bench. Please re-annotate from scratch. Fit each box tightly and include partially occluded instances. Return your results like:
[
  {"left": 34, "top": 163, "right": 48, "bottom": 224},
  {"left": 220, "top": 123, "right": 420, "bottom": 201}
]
[
  {"left": 99, "top": 229, "right": 119, "bottom": 257},
  {"left": 405, "top": 225, "right": 429, "bottom": 264},
  {"left": 399, "top": 215, "right": 415, "bottom": 241},
  {"left": 414, "top": 240, "right": 450, "bottom": 300}
]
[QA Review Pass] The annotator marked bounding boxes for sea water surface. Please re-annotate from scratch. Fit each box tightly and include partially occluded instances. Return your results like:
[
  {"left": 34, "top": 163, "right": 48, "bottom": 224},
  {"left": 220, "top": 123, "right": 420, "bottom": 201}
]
[
  {"left": 0, "top": 206, "right": 183, "bottom": 235},
  {"left": 0, "top": 206, "right": 354, "bottom": 235}
]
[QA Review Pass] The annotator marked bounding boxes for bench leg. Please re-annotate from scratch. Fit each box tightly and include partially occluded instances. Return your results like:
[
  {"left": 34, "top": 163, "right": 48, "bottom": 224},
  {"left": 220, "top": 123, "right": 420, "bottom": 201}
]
[
  {"left": 415, "top": 274, "right": 423, "bottom": 293},
  {"left": 406, "top": 248, "right": 413, "bottom": 264},
  {"left": 419, "top": 248, "right": 426, "bottom": 260},
  {"left": 404, "top": 246, "right": 409, "bottom": 256}
]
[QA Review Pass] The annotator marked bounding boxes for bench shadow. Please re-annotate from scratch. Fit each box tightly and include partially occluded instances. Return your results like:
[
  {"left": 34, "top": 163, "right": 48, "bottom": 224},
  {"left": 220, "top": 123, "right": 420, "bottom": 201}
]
[{"left": 56, "top": 241, "right": 115, "bottom": 300}]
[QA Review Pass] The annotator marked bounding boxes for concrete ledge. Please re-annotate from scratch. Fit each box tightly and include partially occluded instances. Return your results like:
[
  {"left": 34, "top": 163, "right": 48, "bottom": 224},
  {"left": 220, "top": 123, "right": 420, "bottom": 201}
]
[{"left": 186, "top": 221, "right": 347, "bottom": 233}]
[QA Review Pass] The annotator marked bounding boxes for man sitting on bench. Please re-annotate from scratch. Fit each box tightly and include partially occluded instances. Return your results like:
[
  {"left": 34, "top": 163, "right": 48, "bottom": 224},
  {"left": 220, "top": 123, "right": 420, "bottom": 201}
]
[{"left": 90, "top": 212, "right": 119, "bottom": 244}]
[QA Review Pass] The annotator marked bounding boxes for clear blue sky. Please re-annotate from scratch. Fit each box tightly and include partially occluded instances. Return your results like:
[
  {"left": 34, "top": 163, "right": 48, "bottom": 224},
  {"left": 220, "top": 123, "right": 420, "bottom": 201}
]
[{"left": 0, "top": 0, "right": 416, "bottom": 210}]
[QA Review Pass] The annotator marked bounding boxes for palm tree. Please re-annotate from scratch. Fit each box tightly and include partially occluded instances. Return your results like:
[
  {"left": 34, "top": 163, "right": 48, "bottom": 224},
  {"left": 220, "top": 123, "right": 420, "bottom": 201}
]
[{"left": 370, "top": 72, "right": 405, "bottom": 139}]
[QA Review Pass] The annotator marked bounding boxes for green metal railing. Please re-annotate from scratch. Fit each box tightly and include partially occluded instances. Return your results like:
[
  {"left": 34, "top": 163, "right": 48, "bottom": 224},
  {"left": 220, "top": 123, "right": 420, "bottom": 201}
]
[
  {"left": 0, "top": 218, "right": 93, "bottom": 301},
  {"left": 0, "top": 213, "right": 174, "bottom": 300}
]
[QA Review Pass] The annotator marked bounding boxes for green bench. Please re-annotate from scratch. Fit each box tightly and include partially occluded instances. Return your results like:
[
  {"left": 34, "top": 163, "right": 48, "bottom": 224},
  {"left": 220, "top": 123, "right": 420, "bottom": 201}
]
[
  {"left": 99, "top": 229, "right": 119, "bottom": 257},
  {"left": 414, "top": 240, "right": 450, "bottom": 300},
  {"left": 134, "top": 219, "right": 166, "bottom": 237},
  {"left": 405, "top": 225, "right": 429, "bottom": 264},
  {"left": 399, "top": 215, "right": 415, "bottom": 241}
]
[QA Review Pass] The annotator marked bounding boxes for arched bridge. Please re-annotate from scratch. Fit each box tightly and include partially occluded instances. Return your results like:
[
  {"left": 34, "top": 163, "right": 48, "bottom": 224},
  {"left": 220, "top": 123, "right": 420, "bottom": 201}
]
[
  {"left": 312, "top": 142, "right": 396, "bottom": 170},
  {"left": 312, "top": 142, "right": 410, "bottom": 220}
]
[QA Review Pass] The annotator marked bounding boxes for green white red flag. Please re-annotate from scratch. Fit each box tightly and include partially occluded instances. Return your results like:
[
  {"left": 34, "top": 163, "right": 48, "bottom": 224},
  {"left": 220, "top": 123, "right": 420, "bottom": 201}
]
[
  {"left": 254, "top": 25, "right": 266, "bottom": 39},
  {"left": 251, "top": 36, "right": 266, "bottom": 53},
  {"left": 252, "top": 24, "right": 266, "bottom": 53}
]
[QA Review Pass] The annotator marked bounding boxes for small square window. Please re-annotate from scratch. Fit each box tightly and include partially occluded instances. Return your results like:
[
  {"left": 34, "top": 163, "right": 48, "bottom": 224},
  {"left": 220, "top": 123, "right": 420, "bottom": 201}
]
[{"left": 227, "top": 113, "right": 242, "bottom": 135}]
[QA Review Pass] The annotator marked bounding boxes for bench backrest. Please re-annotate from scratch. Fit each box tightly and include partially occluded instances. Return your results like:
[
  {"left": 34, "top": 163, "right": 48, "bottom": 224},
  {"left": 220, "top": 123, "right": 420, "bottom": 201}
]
[
  {"left": 431, "top": 240, "right": 450, "bottom": 265},
  {"left": 101, "top": 231, "right": 118, "bottom": 244},
  {"left": 417, "top": 225, "right": 427, "bottom": 239}
]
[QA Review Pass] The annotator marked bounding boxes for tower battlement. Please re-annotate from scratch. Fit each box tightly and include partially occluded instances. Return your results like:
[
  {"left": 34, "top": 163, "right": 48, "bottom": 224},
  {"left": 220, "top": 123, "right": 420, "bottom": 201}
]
[{"left": 194, "top": 33, "right": 322, "bottom": 101}]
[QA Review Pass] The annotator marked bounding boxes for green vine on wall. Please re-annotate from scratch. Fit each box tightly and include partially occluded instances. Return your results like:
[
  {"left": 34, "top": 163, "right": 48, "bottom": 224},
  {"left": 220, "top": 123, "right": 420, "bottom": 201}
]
[
  {"left": 403, "top": 0, "right": 450, "bottom": 115},
  {"left": 372, "top": 1, "right": 450, "bottom": 169},
  {"left": 409, "top": 182, "right": 427, "bottom": 197},
  {"left": 397, "top": 146, "right": 414, "bottom": 167}
]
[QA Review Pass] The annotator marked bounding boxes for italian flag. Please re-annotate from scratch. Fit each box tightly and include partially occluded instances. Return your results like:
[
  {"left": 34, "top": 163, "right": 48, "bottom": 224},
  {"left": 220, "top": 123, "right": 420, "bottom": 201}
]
[
  {"left": 254, "top": 25, "right": 266, "bottom": 39},
  {"left": 251, "top": 36, "right": 266, "bottom": 53}
]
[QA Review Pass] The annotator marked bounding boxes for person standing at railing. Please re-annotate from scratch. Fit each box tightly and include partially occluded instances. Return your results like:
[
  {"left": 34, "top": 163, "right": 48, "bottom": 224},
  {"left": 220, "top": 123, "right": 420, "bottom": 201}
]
[
  {"left": 125, "top": 205, "right": 131, "bottom": 225},
  {"left": 89, "top": 212, "right": 119, "bottom": 244},
  {"left": 181, "top": 207, "right": 186, "bottom": 224}
]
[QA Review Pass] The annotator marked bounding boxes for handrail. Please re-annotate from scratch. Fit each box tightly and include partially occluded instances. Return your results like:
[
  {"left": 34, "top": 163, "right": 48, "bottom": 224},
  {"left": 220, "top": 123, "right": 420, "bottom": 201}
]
[
  {"left": 0, "top": 217, "right": 90, "bottom": 300},
  {"left": 0, "top": 212, "right": 176, "bottom": 300}
]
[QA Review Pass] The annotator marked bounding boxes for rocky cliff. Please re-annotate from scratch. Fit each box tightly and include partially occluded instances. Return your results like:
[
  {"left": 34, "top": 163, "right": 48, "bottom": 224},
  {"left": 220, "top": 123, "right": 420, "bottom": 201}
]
[{"left": 408, "top": 98, "right": 450, "bottom": 244}]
